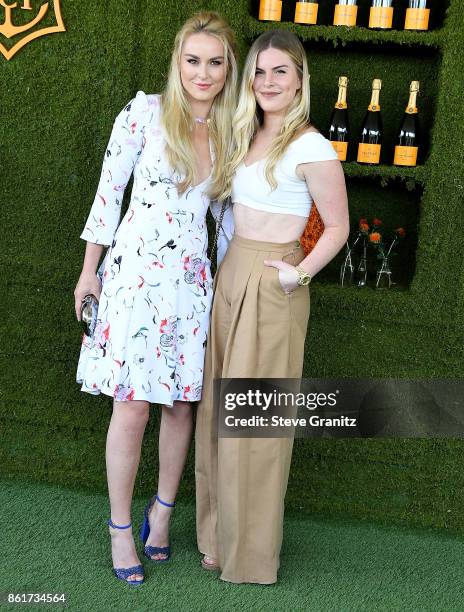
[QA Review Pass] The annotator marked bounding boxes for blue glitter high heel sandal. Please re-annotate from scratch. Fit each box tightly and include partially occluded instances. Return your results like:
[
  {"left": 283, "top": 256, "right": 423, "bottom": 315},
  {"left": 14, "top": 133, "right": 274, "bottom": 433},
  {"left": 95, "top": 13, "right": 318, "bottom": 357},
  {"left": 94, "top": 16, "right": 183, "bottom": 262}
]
[
  {"left": 140, "top": 494, "right": 176, "bottom": 562},
  {"left": 107, "top": 519, "right": 144, "bottom": 586}
]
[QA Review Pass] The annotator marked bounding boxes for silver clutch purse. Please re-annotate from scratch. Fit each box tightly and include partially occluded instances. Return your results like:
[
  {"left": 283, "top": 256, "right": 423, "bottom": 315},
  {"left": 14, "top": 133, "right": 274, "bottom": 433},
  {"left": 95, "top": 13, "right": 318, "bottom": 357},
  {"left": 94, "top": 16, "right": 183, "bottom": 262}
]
[{"left": 80, "top": 294, "right": 99, "bottom": 338}]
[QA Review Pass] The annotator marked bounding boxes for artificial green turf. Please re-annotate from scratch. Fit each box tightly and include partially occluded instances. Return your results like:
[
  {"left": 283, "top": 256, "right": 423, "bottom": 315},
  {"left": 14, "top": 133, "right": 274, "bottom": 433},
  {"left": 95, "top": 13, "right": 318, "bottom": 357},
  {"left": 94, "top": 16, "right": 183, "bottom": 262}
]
[{"left": 1, "top": 479, "right": 463, "bottom": 611}]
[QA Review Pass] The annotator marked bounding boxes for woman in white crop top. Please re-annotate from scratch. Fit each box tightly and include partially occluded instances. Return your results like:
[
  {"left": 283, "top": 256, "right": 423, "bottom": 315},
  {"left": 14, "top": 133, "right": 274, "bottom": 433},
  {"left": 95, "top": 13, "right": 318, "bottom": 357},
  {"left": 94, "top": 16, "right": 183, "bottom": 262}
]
[{"left": 195, "top": 30, "right": 349, "bottom": 584}]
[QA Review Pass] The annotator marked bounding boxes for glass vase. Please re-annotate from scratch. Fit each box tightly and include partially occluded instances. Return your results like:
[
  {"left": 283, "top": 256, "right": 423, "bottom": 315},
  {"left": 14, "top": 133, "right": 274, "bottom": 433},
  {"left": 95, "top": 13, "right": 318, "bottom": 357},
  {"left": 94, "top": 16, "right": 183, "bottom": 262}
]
[
  {"left": 339, "top": 243, "right": 354, "bottom": 287},
  {"left": 375, "top": 256, "right": 392, "bottom": 289},
  {"left": 356, "top": 238, "right": 368, "bottom": 287}
]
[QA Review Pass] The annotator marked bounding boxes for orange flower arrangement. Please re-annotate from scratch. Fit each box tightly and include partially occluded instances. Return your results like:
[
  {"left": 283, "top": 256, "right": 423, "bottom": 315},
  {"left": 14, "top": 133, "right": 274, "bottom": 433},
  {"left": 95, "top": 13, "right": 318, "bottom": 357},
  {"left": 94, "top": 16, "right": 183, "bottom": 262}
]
[
  {"left": 301, "top": 213, "right": 405, "bottom": 260},
  {"left": 364, "top": 218, "right": 385, "bottom": 253},
  {"left": 359, "top": 219, "right": 369, "bottom": 234},
  {"left": 369, "top": 225, "right": 406, "bottom": 261}
]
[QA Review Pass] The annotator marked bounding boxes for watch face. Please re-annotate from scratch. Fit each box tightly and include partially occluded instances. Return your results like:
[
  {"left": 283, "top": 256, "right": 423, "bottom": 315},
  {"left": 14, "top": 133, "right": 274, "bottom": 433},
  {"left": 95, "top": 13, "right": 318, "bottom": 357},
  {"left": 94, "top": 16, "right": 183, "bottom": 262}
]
[{"left": 296, "top": 265, "right": 311, "bottom": 286}]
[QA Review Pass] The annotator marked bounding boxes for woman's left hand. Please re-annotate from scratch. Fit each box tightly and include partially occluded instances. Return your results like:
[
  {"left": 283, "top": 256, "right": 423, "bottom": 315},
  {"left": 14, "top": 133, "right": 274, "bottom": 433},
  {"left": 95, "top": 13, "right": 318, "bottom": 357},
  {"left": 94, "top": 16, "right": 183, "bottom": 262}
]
[{"left": 263, "top": 260, "right": 299, "bottom": 295}]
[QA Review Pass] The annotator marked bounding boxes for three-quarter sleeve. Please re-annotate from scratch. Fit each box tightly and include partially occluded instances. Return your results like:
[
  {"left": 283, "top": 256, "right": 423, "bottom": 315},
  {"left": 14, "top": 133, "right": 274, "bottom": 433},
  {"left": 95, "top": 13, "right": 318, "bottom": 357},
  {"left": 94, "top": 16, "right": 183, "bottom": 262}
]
[
  {"left": 80, "top": 90, "right": 149, "bottom": 246},
  {"left": 209, "top": 199, "right": 234, "bottom": 267}
]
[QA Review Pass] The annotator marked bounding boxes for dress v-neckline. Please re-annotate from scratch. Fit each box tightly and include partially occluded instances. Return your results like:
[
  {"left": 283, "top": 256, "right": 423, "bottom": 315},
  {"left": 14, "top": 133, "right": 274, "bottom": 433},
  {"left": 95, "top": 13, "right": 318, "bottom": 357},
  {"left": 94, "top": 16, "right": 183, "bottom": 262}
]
[
  {"left": 192, "top": 171, "right": 212, "bottom": 189},
  {"left": 192, "top": 137, "right": 214, "bottom": 188}
]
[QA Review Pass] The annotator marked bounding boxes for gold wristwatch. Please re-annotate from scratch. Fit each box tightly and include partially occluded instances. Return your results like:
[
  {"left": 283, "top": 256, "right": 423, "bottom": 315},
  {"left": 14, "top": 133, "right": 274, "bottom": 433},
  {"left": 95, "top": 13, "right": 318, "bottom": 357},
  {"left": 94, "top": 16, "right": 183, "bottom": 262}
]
[{"left": 295, "top": 265, "right": 311, "bottom": 286}]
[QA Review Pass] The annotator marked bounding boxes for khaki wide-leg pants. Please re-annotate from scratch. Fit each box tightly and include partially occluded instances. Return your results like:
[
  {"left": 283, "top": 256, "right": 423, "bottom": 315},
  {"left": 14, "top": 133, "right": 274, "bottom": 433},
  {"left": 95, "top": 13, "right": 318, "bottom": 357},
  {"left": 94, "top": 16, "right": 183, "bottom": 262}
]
[{"left": 195, "top": 235, "right": 310, "bottom": 584}]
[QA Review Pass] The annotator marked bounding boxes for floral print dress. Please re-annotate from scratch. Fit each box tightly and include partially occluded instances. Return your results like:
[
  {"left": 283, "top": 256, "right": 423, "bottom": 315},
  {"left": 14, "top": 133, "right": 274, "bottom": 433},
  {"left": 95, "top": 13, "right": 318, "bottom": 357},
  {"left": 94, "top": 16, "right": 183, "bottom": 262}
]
[{"left": 76, "top": 91, "right": 232, "bottom": 406}]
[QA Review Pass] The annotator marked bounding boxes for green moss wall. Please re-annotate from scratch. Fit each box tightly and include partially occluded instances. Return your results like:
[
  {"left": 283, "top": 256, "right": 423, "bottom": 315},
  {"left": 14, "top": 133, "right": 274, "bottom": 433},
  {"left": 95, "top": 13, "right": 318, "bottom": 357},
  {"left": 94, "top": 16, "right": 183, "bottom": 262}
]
[{"left": 1, "top": 0, "right": 463, "bottom": 532}]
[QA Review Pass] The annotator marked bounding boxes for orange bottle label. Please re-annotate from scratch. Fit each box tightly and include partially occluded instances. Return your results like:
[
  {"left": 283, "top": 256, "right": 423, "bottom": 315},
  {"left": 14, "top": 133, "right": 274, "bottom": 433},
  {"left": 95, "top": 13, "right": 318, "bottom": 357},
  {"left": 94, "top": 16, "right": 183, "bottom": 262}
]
[
  {"left": 333, "top": 4, "right": 358, "bottom": 27},
  {"left": 404, "top": 8, "right": 430, "bottom": 31},
  {"left": 394, "top": 146, "right": 418, "bottom": 166},
  {"left": 259, "top": 0, "right": 282, "bottom": 21},
  {"left": 331, "top": 141, "right": 348, "bottom": 162},
  {"left": 295, "top": 2, "right": 318, "bottom": 25},
  {"left": 357, "top": 143, "right": 381, "bottom": 164},
  {"left": 369, "top": 6, "right": 393, "bottom": 29}
]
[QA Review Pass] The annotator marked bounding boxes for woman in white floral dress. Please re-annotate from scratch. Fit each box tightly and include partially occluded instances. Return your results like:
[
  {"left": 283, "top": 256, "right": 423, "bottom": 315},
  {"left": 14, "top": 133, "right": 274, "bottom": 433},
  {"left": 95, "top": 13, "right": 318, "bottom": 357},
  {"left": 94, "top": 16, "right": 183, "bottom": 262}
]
[{"left": 73, "top": 12, "right": 237, "bottom": 585}]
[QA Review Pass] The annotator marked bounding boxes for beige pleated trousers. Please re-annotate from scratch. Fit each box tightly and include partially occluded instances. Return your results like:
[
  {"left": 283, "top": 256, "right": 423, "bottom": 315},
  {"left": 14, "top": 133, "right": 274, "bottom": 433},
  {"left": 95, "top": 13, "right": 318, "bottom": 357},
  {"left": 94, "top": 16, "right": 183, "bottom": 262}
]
[{"left": 195, "top": 235, "right": 310, "bottom": 584}]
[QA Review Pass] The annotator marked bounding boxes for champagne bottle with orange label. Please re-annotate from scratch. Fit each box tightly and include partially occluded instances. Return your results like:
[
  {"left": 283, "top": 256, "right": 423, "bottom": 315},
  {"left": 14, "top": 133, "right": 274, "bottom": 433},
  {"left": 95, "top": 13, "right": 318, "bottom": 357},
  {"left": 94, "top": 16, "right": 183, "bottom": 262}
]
[
  {"left": 258, "top": 0, "right": 282, "bottom": 22},
  {"left": 294, "top": 0, "right": 318, "bottom": 25},
  {"left": 405, "top": 0, "right": 430, "bottom": 31},
  {"left": 334, "top": 0, "right": 358, "bottom": 27},
  {"left": 394, "top": 81, "right": 420, "bottom": 167},
  {"left": 357, "top": 79, "right": 383, "bottom": 165},
  {"left": 369, "top": 0, "right": 394, "bottom": 30},
  {"left": 329, "top": 76, "right": 350, "bottom": 162}
]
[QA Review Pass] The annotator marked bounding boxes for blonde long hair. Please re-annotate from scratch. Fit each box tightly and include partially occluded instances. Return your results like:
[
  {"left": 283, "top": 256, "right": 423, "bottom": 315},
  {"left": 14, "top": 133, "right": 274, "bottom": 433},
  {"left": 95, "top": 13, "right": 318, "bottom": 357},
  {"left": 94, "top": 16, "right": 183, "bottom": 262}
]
[
  {"left": 160, "top": 11, "right": 238, "bottom": 200},
  {"left": 222, "top": 30, "right": 311, "bottom": 199}
]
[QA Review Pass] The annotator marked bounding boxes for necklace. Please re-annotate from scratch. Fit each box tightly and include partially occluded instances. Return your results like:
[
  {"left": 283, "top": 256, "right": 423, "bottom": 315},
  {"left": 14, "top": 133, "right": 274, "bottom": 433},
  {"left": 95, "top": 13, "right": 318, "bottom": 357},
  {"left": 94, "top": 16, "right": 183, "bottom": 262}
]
[{"left": 194, "top": 117, "right": 209, "bottom": 125}]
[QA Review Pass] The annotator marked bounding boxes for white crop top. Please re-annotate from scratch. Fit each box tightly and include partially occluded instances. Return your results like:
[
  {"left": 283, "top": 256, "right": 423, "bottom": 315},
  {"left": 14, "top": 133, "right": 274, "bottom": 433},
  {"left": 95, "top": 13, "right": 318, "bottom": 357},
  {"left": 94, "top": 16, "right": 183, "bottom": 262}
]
[{"left": 231, "top": 131, "right": 338, "bottom": 218}]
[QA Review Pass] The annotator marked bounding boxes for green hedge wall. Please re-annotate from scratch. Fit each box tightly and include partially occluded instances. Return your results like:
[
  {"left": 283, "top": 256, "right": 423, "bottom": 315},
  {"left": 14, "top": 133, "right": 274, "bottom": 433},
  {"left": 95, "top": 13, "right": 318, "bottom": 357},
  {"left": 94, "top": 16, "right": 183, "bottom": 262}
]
[{"left": 1, "top": 0, "right": 464, "bottom": 533}]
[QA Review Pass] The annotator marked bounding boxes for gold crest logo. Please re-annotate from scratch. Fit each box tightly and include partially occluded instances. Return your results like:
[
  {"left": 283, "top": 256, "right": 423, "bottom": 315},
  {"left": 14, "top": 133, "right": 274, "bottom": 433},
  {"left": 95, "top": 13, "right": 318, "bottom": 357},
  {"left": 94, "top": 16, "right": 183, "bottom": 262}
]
[{"left": 0, "top": 1, "right": 65, "bottom": 60}]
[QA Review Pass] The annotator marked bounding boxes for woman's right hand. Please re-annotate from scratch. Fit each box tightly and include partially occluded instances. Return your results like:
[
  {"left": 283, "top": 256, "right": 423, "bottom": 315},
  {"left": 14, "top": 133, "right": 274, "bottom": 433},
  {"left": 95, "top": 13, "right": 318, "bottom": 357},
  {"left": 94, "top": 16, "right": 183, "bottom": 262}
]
[{"left": 74, "top": 271, "right": 102, "bottom": 320}]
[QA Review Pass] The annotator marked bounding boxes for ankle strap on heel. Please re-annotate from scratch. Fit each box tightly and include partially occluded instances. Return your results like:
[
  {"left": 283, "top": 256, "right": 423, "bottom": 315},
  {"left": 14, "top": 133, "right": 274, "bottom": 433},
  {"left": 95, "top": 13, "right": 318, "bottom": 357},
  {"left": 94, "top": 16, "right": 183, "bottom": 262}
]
[
  {"left": 107, "top": 518, "right": 132, "bottom": 529},
  {"left": 155, "top": 494, "right": 176, "bottom": 508}
]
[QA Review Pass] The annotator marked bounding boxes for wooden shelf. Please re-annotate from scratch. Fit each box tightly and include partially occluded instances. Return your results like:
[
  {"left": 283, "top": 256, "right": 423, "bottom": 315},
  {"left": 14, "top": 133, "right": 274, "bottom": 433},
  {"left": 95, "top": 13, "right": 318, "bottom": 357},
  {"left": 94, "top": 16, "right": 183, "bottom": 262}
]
[{"left": 246, "top": 16, "right": 443, "bottom": 50}]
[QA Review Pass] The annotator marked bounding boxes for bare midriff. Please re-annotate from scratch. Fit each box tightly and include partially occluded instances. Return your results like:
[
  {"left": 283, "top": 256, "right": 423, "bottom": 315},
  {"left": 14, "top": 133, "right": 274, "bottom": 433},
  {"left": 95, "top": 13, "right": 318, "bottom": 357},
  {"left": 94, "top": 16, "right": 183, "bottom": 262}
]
[{"left": 233, "top": 202, "right": 308, "bottom": 243}]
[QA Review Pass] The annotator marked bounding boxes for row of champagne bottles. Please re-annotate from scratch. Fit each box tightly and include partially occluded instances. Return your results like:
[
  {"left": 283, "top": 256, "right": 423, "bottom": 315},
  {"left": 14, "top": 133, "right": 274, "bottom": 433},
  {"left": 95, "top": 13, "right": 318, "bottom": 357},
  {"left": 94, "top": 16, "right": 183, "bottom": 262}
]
[
  {"left": 259, "top": 1, "right": 432, "bottom": 31},
  {"left": 329, "top": 77, "right": 420, "bottom": 166}
]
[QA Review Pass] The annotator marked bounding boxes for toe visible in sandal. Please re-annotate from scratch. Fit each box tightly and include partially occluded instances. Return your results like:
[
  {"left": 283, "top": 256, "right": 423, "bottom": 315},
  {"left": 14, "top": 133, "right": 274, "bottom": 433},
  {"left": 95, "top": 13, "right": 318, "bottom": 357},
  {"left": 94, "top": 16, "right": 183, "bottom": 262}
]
[
  {"left": 107, "top": 519, "right": 144, "bottom": 585},
  {"left": 201, "top": 555, "right": 220, "bottom": 571}
]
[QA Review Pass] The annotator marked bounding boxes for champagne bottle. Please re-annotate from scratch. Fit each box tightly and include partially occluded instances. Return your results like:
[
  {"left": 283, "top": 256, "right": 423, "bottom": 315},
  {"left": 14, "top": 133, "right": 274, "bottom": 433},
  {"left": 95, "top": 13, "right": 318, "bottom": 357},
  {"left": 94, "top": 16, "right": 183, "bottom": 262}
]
[
  {"left": 259, "top": 0, "right": 282, "bottom": 22},
  {"left": 394, "top": 81, "right": 420, "bottom": 167},
  {"left": 294, "top": 0, "right": 318, "bottom": 25},
  {"left": 334, "top": 0, "right": 358, "bottom": 27},
  {"left": 369, "top": 0, "right": 394, "bottom": 30},
  {"left": 329, "top": 76, "right": 349, "bottom": 162},
  {"left": 357, "top": 79, "right": 383, "bottom": 165},
  {"left": 405, "top": 0, "right": 430, "bottom": 31}
]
